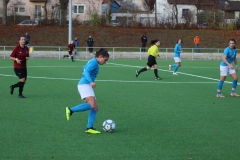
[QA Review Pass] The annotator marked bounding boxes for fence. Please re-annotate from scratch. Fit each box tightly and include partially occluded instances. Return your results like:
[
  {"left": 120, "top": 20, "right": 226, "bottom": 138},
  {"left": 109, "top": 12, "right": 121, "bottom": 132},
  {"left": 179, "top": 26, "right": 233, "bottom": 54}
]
[{"left": 0, "top": 46, "right": 239, "bottom": 60}]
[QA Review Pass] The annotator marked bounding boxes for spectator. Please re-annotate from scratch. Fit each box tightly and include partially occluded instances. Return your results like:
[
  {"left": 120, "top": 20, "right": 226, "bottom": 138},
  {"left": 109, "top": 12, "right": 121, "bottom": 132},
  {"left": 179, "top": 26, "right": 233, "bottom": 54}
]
[
  {"left": 24, "top": 32, "right": 30, "bottom": 48},
  {"left": 9, "top": 36, "right": 30, "bottom": 98},
  {"left": 194, "top": 35, "right": 200, "bottom": 53},
  {"left": 74, "top": 37, "right": 79, "bottom": 55},
  {"left": 87, "top": 36, "right": 94, "bottom": 54},
  {"left": 141, "top": 34, "right": 148, "bottom": 52}
]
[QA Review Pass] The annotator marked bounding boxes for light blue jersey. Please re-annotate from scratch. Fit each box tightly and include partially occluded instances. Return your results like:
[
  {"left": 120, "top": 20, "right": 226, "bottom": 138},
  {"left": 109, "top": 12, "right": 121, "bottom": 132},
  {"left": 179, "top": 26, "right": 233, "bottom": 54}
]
[
  {"left": 174, "top": 43, "right": 181, "bottom": 57},
  {"left": 78, "top": 58, "right": 99, "bottom": 85},
  {"left": 220, "top": 46, "right": 237, "bottom": 66}
]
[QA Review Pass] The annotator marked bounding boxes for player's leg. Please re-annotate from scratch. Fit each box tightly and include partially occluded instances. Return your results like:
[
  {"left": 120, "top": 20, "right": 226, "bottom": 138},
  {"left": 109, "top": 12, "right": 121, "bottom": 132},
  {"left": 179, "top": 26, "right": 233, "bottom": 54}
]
[
  {"left": 85, "top": 97, "right": 100, "bottom": 134},
  {"left": 66, "top": 85, "right": 93, "bottom": 121},
  {"left": 173, "top": 59, "right": 181, "bottom": 75},
  {"left": 217, "top": 66, "right": 227, "bottom": 97},
  {"left": 18, "top": 69, "right": 27, "bottom": 98},
  {"left": 10, "top": 69, "right": 20, "bottom": 95},
  {"left": 136, "top": 56, "right": 153, "bottom": 77},
  {"left": 153, "top": 63, "right": 162, "bottom": 80},
  {"left": 230, "top": 71, "right": 240, "bottom": 97}
]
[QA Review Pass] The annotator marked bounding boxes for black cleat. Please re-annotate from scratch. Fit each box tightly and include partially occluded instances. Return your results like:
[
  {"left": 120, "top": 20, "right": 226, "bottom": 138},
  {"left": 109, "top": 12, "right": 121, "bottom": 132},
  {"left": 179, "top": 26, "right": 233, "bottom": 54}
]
[
  {"left": 10, "top": 85, "right": 14, "bottom": 95},
  {"left": 136, "top": 71, "right": 139, "bottom": 77},
  {"left": 155, "top": 77, "right": 162, "bottom": 80},
  {"left": 18, "top": 95, "right": 26, "bottom": 98}
]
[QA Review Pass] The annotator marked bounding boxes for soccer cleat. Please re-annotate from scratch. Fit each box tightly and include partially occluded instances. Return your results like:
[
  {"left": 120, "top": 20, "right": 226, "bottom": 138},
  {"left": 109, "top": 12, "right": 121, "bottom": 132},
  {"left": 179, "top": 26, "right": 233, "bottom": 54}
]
[
  {"left": 230, "top": 93, "right": 240, "bottom": 97},
  {"left": 136, "top": 71, "right": 139, "bottom": 77},
  {"left": 216, "top": 94, "right": 225, "bottom": 98},
  {"left": 10, "top": 85, "right": 14, "bottom": 95},
  {"left": 168, "top": 65, "right": 171, "bottom": 71},
  {"left": 173, "top": 72, "right": 178, "bottom": 75},
  {"left": 85, "top": 127, "right": 101, "bottom": 134},
  {"left": 18, "top": 95, "right": 26, "bottom": 98},
  {"left": 155, "top": 76, "right": 162, "bottom": 80},
  {"left": 65, "top": 107, "right": 72, "bottom": 121}
]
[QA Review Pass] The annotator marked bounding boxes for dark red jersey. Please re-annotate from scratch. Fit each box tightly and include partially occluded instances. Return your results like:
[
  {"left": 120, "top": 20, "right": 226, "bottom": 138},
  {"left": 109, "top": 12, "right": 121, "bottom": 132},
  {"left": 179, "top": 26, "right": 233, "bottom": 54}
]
[
  {"left": 10, "top": 45, "right": 29, "bottom": 69},
  {"left": 68, "top": 44, "right": 75, "bottom": 52}
]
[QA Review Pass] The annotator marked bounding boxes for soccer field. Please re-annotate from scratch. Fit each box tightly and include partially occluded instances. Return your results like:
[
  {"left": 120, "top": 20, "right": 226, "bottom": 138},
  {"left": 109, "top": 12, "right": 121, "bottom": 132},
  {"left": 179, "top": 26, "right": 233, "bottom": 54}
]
[{"left": 0, "top": 58, "right": 240, "bottom": 160}]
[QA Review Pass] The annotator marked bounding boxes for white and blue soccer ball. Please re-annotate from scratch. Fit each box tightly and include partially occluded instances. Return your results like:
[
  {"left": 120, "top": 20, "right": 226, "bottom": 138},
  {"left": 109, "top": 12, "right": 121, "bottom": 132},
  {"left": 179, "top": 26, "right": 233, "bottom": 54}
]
[{"left": 102, "top": 119, "right": 116, "bottom": 132}]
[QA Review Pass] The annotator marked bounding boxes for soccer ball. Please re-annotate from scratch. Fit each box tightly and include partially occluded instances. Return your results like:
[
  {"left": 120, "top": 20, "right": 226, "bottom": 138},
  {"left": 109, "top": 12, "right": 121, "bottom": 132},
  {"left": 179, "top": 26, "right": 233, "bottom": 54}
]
[{"left": 102, "top": 119, "right": 116, "bottom": 132}]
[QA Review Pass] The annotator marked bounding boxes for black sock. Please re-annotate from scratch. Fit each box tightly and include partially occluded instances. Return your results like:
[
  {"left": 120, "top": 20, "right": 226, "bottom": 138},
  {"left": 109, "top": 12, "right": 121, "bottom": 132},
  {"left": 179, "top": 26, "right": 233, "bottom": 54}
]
[
  {"left": 12, "top": 82, "right": 21, "bottom": 88},
  {"left": 71, "top": 56, "right": 74, "bottom": 61},
  {"left": 18, "top": 82, "right": 25, "bottom": 95},
  {"left": 138, "top": 67, "right": 147, "bottom": 74},
  {"left": 154, "top": 69, "right": 159, "bottom": 77}
]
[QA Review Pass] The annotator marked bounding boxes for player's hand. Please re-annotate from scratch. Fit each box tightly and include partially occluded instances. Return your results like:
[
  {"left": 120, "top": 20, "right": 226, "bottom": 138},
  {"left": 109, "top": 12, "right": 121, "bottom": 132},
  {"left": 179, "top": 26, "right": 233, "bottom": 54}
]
[
  {"left": 229, "top": 64, "right": 234, "bottom": 69},
  {"left": 16, "top": 59, "right": 21, "bottom": 64},
  {"left": 90, "top": 82, "right": 96, "bottom": 88}
]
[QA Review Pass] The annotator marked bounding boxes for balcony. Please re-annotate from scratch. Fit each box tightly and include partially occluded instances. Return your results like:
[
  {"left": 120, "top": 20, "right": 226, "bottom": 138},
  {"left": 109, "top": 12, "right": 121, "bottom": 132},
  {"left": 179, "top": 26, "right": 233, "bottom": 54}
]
[{"left": 30, "top": 0, "right": 47, "bottom": 2}]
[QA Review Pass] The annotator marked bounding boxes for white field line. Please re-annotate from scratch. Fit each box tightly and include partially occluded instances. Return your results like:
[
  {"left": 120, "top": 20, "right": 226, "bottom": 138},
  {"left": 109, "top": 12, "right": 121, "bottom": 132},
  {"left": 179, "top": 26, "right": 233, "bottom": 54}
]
[{"left": 0, "top": 62, "right": 234, "bottom": 84}]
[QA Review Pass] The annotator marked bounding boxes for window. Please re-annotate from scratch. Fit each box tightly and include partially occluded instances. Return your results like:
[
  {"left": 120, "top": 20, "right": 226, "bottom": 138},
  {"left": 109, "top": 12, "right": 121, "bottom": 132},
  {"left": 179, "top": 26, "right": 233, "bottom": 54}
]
[
  {"left": 15, "top": 5, "right": 25, "bottom": 13},
  {"left": 35, "top": 5, "right": 41, "bottom": 19},
  {"left": 74, "top": 5, "right": 84, "bottom": 14},
  {"left": 182, "top": 9, "right": 189, "bottom": 17}
]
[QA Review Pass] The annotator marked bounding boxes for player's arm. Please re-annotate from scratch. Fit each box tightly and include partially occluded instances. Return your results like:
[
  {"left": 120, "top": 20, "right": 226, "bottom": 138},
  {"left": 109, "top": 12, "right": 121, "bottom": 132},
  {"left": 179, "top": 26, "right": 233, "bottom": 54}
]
[
  {"left": 83, "top": 62, "right": 96, "bottom": 87},
  {"left": 10, "top": 48, "right": 21, "bottom": 64},
  {"left": 234, "top": 57, "right": 238, "bottom": 72}
]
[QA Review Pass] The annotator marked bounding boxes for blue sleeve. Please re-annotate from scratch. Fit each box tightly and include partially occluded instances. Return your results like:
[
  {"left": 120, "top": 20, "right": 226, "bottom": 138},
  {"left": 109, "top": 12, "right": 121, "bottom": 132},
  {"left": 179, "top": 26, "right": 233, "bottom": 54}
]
[
  {"left": 83, "top": 61, "right": 97, "bottom": 83},
  {"left": 223, "top": 48, "right": 229, "bottom": 56}
]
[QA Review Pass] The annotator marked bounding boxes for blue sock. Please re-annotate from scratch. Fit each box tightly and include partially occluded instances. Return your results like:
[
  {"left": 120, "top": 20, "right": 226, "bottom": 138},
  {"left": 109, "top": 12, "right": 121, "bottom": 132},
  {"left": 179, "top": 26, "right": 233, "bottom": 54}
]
[
  {"left": 217, "top": 80, "right": 224, "bottom": 94},
  {"left": 87, "top": 110, "right": 97, "bottom": 128},
  {"left": 173, "top": 65, "right": 179, "bottom": 73},
  {"left": 171, "top": 64, "right": 177, "bottom": 68},
  {"left": 232, "top": 80, "right": 238, "bottom": 93},
  {"left": 70, "top": 103, "right": 91, "bottom": 112}
]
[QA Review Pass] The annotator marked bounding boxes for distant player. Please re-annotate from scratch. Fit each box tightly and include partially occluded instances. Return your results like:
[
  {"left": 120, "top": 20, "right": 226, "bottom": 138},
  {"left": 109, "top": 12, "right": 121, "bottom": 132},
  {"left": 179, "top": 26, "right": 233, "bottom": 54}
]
[
  {"left": 65, "top": 48, "right": 109, "bottom": 134},
  {"left": 9, "top": 36, "right": 29, "bottom": 98},
  {"left": 169, "top": 38, "right": 183, "bottom": 75},
  {"left": 136, "top": 39, "right": 162, "bottom": 80},
  {"left": 217, "top": 38, "right": 239, "bottom": 98}
]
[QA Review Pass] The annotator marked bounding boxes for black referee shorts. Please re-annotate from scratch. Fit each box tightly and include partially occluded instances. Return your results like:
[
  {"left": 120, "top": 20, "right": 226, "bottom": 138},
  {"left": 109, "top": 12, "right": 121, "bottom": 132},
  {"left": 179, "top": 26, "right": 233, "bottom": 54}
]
[
  {"left": 69, "top": 51, "right": 73, "bottom": 55},
  {"left": 14, "top": 68, "right": 27, "bottom": 79},
  {"left": 147, "top": 55, "right": 157, "bottom": 67}
]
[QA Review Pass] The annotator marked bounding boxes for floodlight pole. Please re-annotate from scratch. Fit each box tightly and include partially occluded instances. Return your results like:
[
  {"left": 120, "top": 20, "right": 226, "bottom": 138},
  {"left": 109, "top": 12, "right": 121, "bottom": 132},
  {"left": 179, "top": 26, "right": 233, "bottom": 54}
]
[{"left": 68, "top": 0, "right": 72, "bottom": 44}]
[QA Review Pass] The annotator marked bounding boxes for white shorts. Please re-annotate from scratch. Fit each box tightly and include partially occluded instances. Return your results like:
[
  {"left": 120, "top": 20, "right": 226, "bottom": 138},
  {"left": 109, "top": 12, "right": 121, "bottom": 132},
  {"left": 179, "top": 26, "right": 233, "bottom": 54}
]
[
  {"left": 174, "top": 57, "right": 181, "bottom": 62},
  {"left": 220, "top": 65, "right": 236, "bottom": 76},
  {"left": 78, "top": 84, "right": 95, "bottom": 100}
]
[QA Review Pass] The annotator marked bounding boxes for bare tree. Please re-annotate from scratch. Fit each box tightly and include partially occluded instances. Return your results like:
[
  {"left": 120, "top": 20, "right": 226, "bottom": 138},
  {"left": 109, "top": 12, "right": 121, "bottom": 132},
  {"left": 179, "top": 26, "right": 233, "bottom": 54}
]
[
  {"left": 106, "top": 0, "right": 111, "bottom": 25},
  {"left": 2, "top": 0, "right": 10, "bottom": 25},
  {"left": 143, "top": 0, "right": 155, "bottom": 12},
  {"left": 172, "top": 0, "right": 178, "bottom": 24}
]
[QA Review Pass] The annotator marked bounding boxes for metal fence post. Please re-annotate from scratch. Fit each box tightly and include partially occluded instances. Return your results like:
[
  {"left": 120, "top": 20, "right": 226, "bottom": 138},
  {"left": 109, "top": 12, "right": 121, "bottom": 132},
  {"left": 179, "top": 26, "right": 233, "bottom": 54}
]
[
  {"left": 192, "top": 48, "right": 194, "bottom": 60},
  {"left": 58, "top": 47, "right": 61, "bottom": 59},
  {"left": 140, "top": 47, "right": 142, "bottom": 60},
  {"left": 4, "top": 46, "right": 6, "bottom": 59},
  {"left": 113, "top": 47, "right": 115, "bottom": 60},
  {"left": 166, "top": 48, "right": 168, "bottom": 60}
]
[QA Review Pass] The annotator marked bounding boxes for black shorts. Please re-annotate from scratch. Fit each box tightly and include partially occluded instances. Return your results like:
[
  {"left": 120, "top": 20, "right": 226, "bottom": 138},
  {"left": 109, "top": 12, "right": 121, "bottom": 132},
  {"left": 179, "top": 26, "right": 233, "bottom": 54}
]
[
  {"left": 69, "top": 51, "right": 73, "bottom": 55},
  {"left": 14, "top": 68, "right": 27, "bottom": 79},
  {"left": 147, "top": 55, "right": 157, "bottom": 67}
]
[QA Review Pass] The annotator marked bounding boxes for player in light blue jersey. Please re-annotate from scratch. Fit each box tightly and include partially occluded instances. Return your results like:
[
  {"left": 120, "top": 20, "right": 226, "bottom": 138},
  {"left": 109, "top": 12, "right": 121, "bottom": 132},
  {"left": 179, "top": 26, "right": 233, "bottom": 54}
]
[
  {"left": 217, "top": 38, "right": 239, "bottom": 98},
  {"left": 65, "top": 48, "right": 109, "bottom": 134},
  {"left": 169, "top": 38, "right": 183, "bottom": 75}
]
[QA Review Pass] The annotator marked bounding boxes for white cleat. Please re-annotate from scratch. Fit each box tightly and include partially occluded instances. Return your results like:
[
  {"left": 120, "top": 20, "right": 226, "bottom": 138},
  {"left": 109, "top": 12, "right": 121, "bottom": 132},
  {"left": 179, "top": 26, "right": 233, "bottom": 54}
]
[
  {"left": 230, "top": 93, "right": 240, "bottom": 97},
  {"left": 216, "top": 94, "right": 225, "bottom": 98},
  {"left": 173, "top": 72, "right": 178, "bottom": 75}
]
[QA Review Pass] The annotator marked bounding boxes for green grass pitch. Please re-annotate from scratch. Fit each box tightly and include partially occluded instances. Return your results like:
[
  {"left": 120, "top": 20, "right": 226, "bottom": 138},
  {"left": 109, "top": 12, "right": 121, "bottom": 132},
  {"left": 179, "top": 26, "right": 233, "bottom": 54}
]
[{"left": 0, "top": 58, "right": 240, "bottom": 160}]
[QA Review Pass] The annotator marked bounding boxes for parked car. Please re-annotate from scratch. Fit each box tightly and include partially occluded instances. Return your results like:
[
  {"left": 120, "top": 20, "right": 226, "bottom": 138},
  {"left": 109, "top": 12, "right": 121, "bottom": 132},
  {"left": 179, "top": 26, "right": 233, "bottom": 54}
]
[
  {"left": 198, "top": 23, "right": 208, "bottom": 29},
  {"left": 110, "top": 19, "right": 121, "bottom": 26},
  {"left": 18, "top": 20, "right": 38, "bottom": 26}
]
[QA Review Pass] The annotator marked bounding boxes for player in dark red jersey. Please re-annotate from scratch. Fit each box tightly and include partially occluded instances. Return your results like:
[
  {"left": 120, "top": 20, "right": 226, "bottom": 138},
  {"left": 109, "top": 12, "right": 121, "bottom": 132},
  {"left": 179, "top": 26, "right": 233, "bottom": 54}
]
[
  {"left": 63, "top": 40, "right": 75, "bottom": 62},
  {"left": 9, "top": 36, "right": 30, "bottom": 98}
]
